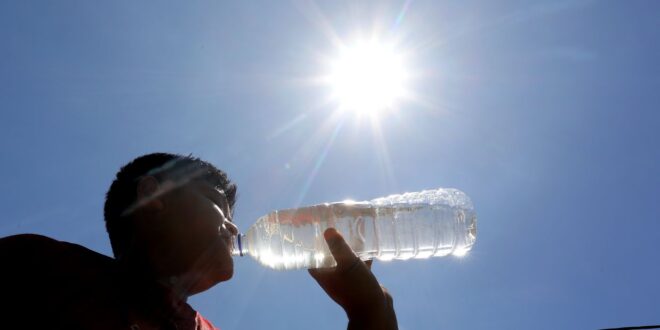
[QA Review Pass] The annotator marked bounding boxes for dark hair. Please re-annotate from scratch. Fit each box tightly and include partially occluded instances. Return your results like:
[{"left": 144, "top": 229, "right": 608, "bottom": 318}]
[{"left": 104, "top": 152, "right": 237, "bottom": 258}]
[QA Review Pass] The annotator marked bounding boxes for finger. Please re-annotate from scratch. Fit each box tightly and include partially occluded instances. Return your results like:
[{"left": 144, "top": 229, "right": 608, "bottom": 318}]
[
  {"left": 308, "top": 267, "right": 332, "bottom": 280},
  {"left": 308, "top": 268, "right": 322, "bottom": 282},
  {"left": 323, "top": 228, "right": 358, "bottom": 267}
]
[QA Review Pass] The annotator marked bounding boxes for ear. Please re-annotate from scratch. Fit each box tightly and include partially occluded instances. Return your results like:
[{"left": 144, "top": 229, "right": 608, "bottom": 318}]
[{"left": 136, "top": 176, "right": 165, "bottom": 211}]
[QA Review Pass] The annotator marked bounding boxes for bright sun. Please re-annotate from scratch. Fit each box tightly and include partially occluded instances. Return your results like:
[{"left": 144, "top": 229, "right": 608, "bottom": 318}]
[{"left": 327, "top": 40, "right": 408, "bottom": 115}]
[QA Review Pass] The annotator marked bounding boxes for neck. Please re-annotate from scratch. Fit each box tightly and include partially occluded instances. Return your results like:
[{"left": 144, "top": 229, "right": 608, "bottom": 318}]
[{"left": 117, "top": 254, "right": 192, "bottom": 304}]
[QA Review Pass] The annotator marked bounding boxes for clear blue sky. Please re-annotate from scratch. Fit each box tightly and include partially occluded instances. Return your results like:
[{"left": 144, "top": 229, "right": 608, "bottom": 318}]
[{"left": 1, "top": 1, "right": 659, "bottom": 329}]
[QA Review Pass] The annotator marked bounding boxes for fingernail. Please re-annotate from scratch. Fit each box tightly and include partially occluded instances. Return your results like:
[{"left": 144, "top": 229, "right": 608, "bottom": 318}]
[
  {"left": 324, "top": 228, "right": 340, "bottom": 244},
  {"left": 323, "top": 231, "right": 339, "bottom": 250},
  {"left": 325, "top": 227, "right": 339, "bottom": 238}
]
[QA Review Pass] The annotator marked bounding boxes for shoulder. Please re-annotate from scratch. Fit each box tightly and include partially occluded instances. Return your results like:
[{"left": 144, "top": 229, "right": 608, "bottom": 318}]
[
  {"left": 0, "top": 233, "right": 65, "bottom": 263},
  {"left": 0, "top": 233, "right": 61, "bottom": 249},
  {"left": 0, "top": 234, "right": 121, "bottom": 328},
  {"left": 0, "top": 233, "right": 114, "bottom": 277}
]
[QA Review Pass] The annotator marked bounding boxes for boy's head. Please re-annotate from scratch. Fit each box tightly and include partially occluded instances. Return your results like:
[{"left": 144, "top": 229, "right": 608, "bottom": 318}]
[{"left": 104, "top": 153, "right": 238, "bottom": 291}]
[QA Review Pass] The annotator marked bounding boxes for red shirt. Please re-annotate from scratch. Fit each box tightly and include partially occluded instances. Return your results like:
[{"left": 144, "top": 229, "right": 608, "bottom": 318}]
[{"left": 0, "top": 234, "right": 220, "bottom": 330}]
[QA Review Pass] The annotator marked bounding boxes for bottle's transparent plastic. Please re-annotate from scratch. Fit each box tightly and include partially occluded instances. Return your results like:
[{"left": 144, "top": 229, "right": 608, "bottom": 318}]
[{"left": 232, "top": 188, "right": 477, "bottom": 270}]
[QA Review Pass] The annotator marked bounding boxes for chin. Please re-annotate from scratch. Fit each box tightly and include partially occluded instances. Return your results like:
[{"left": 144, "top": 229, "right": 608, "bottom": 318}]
[
  {"left": 189, "top": 269, "right": 232, "bottom": 295},
  {"left": 217, "top": 269, "right": 233, "bottom": 282},
  {"left": 213, "top": 262, "right": 234, "bottom": 282},
  {"left": 209, "top": 259, "right": 234, "bottom": 283},
  {"left": 186, "top": 256, "right": 234, "bottom": 295}
]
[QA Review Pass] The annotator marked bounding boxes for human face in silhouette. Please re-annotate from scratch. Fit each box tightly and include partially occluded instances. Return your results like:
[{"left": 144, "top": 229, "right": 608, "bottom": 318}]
[{"left": 149, "top": 178, "right": 238, "bottom": 294}]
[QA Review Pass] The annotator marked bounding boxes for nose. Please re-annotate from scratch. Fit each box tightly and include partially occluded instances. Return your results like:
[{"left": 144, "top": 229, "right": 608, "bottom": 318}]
[{"left": 223, "top": 220, "right": 239, "bottom": 236}]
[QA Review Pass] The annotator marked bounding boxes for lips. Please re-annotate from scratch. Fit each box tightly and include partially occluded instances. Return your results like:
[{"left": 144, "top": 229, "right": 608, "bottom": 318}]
[
  {"left": 214, "top": 234, "right": 233, "bottom": 255},
  {"left": 216, "top": 225, "right": 233, "bottom": 245}
]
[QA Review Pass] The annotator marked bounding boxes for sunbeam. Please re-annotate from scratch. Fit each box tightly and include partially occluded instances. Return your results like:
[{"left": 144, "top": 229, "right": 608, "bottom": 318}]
[{"left": 293, "top": 116, "right": 346, "bottom": 207}]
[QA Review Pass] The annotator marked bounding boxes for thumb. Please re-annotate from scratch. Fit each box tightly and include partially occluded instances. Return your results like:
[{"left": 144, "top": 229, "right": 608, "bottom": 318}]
[{"left": 324, "top": 228, "right": 357, "bottom": 267}]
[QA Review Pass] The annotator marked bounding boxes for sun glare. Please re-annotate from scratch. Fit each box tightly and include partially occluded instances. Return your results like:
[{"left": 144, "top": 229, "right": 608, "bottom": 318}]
[{"left": 327, "top": 40, "right": 408, "bottom": 115}]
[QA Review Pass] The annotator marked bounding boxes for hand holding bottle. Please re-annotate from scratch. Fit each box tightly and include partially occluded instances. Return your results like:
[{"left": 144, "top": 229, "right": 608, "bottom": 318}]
[{"left": 309, "top": 228, "right": 398, "bottom": 330}]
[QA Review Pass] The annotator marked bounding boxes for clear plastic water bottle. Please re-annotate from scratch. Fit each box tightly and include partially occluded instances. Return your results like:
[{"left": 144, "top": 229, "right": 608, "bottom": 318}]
[{"left": 232, "top": 188, "right": 477, "bottom": 270}]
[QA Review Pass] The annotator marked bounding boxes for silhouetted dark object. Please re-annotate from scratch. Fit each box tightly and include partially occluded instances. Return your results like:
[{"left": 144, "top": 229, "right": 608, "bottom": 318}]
[
  {"left": 0, "top": 234, "right": 217, "bottom": 329},
  {"left": 601, "top": 325, "right": 660, "bottom": 330}
]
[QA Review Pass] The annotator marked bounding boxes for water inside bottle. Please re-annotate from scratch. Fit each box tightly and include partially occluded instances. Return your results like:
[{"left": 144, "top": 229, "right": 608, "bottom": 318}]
[{"left": 242, "top": 199, "right": 476, "bottom": 270}]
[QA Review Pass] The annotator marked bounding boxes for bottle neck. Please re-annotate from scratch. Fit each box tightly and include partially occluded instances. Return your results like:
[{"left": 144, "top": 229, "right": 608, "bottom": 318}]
[{"left": 231, "top": 234, "right": 246, "bottom": 257}]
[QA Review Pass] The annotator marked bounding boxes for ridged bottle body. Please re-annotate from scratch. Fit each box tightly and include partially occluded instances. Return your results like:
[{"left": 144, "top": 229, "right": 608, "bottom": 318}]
[{"left": 238, "top": 188, "right": 477, "bottom": 270}]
